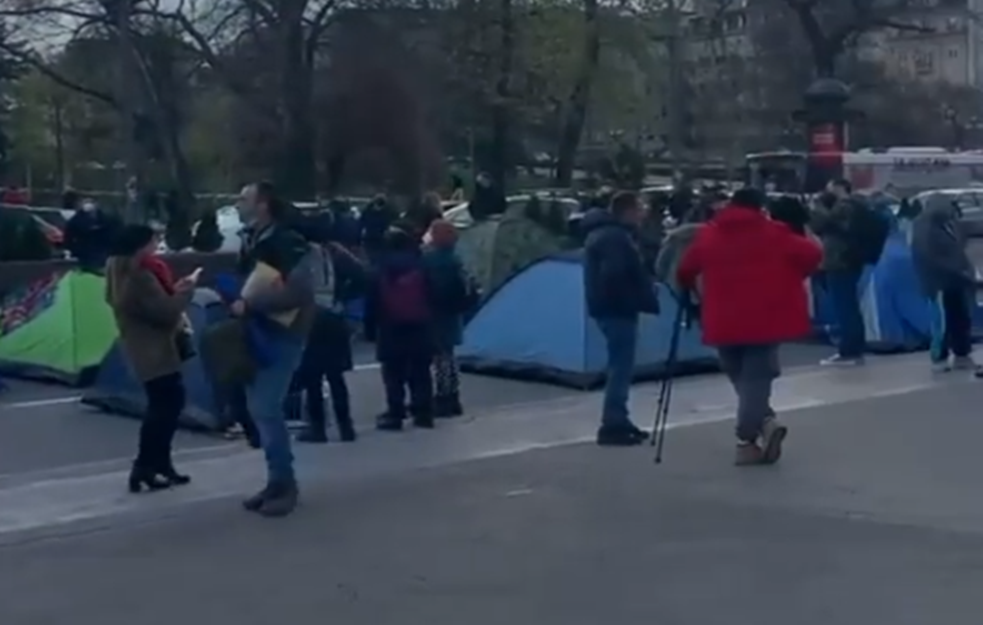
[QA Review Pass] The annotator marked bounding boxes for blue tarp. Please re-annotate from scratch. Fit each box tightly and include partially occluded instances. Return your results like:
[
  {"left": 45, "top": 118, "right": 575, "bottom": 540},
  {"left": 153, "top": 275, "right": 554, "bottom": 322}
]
[
  {"left": 810, "top": 232, "right": 983, "bottom": 353},
  {"left": 458, "top": 251, "right": 719, "bottom": 388},
  {"left": 81, "top": 288, "right": 232, "bottom": 431}
]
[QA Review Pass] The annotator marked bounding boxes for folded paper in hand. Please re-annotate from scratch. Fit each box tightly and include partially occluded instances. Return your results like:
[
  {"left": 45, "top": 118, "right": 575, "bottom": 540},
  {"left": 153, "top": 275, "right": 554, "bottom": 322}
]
[{"left": 241, "top": 261, "right": 299, "bottom": 327}]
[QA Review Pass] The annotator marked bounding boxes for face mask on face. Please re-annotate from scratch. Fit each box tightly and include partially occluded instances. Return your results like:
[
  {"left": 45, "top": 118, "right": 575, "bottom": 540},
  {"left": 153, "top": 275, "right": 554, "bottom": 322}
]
[{"left": 82, "top": 201, "right": 96, "bottom": 212}]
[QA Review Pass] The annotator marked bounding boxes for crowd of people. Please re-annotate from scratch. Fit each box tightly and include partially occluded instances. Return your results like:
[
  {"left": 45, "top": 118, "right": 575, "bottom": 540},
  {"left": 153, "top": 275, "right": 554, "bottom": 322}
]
[
  {"left": 105, "top": 181, "right": 477, "bottom": 518},
  {"left": 69, "top": 169, "right": 983, "bottom": 516},
  {"left": 586, "top": 179, "right": 981, "bottom": 465}
]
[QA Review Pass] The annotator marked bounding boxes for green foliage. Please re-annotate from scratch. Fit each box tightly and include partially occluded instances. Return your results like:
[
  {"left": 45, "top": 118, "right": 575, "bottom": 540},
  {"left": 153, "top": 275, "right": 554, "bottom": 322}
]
[
  {"left": 191, "top": 209, "right": 224, "bottom": 252},
  {"left": 0, "top": 210, "right": 55, "bottom": 261}
]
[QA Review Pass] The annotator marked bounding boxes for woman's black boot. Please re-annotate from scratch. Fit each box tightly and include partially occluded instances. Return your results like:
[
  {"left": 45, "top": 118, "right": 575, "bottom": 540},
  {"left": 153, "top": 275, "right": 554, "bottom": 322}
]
[
  {"left": 158, "top": 464, "right": 191, "bottom": 486},
  {"left": 128, "top": 464, "right": 170, "bottom": 493}
]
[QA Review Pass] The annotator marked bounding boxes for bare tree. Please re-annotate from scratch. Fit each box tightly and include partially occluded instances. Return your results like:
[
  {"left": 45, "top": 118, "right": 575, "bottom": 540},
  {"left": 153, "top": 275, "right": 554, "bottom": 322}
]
[
  {"left": 779, "top": 0, "right": 934, "bottom": 77},
  {"left": 150, "top": 0, "right": 367, "bottom": 198}
]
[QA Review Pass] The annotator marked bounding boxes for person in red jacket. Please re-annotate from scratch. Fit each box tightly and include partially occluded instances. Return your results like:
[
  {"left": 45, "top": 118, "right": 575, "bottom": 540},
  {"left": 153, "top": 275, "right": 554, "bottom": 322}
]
[{"left": 677, "top": 188, "right": 822, "bottom": 466}]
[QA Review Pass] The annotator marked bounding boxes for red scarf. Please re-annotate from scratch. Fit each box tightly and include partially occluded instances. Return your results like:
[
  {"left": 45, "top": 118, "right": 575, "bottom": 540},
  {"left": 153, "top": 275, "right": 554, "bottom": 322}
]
[{"left": 140, "top": 255, "right": 176, "bottom": 294}]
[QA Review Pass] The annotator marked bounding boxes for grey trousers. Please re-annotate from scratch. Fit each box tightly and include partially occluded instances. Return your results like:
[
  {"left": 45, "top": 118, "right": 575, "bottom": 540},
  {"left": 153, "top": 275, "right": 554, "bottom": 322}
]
[{"left": 717, "top": 344, "right": 780, "bottom": 443}]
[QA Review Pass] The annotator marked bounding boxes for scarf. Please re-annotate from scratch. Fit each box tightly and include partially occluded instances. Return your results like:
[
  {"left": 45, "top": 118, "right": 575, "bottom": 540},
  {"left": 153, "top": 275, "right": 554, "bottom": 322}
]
[{"left": 140, "top": 255, "right": 176, "bottom": 294}]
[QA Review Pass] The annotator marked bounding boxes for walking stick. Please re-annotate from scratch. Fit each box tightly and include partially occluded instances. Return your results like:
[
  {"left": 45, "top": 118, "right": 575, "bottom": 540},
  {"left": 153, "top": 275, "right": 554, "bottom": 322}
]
[{"left": 652, "top": 291, "right": 692, "bottom": 464}]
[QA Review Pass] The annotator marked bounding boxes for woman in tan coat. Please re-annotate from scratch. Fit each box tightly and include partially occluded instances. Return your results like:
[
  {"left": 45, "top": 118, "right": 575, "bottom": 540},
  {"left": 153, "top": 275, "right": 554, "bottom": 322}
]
[{"left": 106, "top": 225, "right": 197, "bottom": 493}]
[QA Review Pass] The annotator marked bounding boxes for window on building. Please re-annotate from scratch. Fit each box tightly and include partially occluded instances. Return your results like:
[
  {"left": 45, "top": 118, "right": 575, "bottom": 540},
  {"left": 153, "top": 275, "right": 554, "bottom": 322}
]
[
  {"left": 914, "top": 49, "right": 935, "bottom": 75},
  {"left": 949, "top": 47, "right": 959, "bottom": 59}
]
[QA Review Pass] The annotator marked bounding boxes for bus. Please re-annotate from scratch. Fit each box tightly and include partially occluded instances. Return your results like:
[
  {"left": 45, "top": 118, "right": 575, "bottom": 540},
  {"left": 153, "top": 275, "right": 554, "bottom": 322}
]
[{"left": 746, "top": 147, "right": 983, "bottom": 197}]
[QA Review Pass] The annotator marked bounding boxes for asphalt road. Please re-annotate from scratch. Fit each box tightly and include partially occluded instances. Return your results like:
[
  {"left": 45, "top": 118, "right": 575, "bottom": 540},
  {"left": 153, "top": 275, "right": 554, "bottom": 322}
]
[
  {"left": 0, "top": 350, "right": 981, "bottom": 625},
  {"left": 0, "top": 343, "right": 833, "bottom": 478}
]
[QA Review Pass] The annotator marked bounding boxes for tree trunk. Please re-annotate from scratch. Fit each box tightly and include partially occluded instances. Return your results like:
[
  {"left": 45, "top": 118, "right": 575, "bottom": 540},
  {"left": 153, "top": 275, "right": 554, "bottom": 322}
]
[
  {"left": 553, "top": 0, "right": 600, "bottom": 187},
  {"left": 275, "top": 6, "right": 316, "bottom": 200},
  {"left": 488, "top": 0, "right": 514, "bottom": 189}
]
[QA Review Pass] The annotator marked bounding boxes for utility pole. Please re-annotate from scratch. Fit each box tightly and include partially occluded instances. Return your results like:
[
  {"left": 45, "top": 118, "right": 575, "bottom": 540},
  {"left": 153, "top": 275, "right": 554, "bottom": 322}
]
[{"left": 665, "top": 0, "right": 686, "bottom": 183}]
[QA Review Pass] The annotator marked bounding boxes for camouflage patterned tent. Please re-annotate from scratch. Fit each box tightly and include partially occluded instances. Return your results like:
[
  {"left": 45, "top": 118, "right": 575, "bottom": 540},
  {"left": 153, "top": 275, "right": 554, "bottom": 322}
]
[{"left": 456, "top": 204, "right": 564, "bottom": 296}]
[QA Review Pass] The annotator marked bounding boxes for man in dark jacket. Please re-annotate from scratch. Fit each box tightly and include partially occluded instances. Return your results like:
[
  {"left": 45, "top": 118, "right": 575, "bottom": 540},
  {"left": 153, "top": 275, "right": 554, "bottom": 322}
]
[
  {"left": 811, "top": 179, "right": 866, "bottom": 366},
  {"left": 678, "top": 188, "right": 822, "bottom": 465},
  {"left": 233, "top": 181, "right": 316, "bottom": 518},
  {"left": 911, "top": 193, "right": 977, "bottom": 373},
  {"left": 582, "top": 191, "right": 660, "bottom": 446}
]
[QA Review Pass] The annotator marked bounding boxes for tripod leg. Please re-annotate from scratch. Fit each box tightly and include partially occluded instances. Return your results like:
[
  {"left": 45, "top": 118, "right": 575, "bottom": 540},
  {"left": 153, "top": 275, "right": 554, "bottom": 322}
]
[{"left": 654, "top": 303, "right": 686, "bottom": 463}]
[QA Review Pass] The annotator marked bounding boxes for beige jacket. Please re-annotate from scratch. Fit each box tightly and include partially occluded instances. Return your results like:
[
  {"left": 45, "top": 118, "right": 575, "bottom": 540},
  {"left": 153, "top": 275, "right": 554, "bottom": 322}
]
[{"left": 105, "top": 257, "right": 193, "bottom": 382}]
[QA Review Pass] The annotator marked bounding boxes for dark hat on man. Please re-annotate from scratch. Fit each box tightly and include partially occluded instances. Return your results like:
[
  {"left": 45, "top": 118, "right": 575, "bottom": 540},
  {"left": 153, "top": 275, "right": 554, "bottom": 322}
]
[
  {"left": 731, "top": 188, "right": 764, "bottom": 210},
  {"left": 111, "top": 223, "right": 156, "bottom": 257}
]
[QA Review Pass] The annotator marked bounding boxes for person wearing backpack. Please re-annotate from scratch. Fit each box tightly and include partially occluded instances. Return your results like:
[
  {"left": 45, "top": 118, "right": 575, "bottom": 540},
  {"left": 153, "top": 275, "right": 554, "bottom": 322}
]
[
  {"left": 911, "top": 194, "right": 978, "bottom": 373},
  {"left": 424, "top": 219, "right": 477, "bottom": 418},
  {"left": 365, "top": 224, "right": 437, "bottom": 431},
  {"left": 292, "top": 217, "right": 367, "bottom": 443},
  {"left": 812, "top": 179, "right": 884, "bottom": 366}
]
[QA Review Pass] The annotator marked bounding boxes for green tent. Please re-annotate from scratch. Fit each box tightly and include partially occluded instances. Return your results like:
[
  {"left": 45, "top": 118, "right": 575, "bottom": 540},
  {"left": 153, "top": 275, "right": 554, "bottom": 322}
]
[{"left": 0, "top": 270, "right": 118, "bottom": 386}]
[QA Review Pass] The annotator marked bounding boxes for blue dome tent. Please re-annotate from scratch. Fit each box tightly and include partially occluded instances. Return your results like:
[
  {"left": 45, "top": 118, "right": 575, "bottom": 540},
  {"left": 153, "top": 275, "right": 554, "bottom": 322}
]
[
  {"left": 458, "top": 251, "right": 718, "bottom": 388},
  {"left": 81, "top": 288, "right": 232, "bottom": 431},
  {"left": 812, "top": 232, "right": 936, "bottom": 352}
]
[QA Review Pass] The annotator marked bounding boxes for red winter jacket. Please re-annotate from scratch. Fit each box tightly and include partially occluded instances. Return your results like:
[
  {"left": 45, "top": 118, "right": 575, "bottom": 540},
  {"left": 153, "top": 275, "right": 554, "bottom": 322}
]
[{"left": 676, "top": 205, "right": 822, "bottom": 346}]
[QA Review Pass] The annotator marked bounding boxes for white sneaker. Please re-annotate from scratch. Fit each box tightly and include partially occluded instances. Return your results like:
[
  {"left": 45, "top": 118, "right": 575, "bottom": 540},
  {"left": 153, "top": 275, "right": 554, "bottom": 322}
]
[
  {"left": 932, "top": 360, "right": 952, "bottom": 373},
  {"left": 953, "top": 356, "right": 977, "bottom": 371},
  {"left": 820, "top": 354, "right": 865, "bottom": 367}
]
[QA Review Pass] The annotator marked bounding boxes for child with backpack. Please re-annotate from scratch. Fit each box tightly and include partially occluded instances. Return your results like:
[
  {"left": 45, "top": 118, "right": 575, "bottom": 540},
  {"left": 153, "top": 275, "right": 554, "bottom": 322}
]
[
  {"left": 364, "top": 224, "right": 437, "bottom": 431},
  {"left": 424, "top": 220, "right": 478, "bottom": 417}
]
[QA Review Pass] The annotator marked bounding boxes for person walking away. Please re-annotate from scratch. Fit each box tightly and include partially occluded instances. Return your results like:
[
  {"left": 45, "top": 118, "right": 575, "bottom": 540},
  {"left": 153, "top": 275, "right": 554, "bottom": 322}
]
[
  {"left": 105, "top": 225, "right": 198, "bottom": 492},
  {"left": 811, "top": 179, "right": 876, "bottom": 366},
  {"left": 424, "top": 219, "right": 476, "bottom": 418},
  {"left": 910, "top": 194, "right": 977, "bottom": 373},
  {"left": 365, "top": 225, "right": 437, "bottom": 431},
  {"left": 678, "top": 189, "right": 822, "bottom": 465},
  {"left": 234, "top": 181, "right": 317, "bottom": 517},
  {"left": 582, "top": 191, "right": 661, "bottom": 446},
  {"left": 294, "top": 219, "right": 367, "bottom": 443}
]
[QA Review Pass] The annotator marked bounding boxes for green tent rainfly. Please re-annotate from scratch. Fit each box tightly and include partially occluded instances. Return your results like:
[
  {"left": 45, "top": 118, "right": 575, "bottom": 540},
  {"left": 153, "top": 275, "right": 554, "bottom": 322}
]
[{"left": 0, "top": 270, "right": 119, "bottom": 386}]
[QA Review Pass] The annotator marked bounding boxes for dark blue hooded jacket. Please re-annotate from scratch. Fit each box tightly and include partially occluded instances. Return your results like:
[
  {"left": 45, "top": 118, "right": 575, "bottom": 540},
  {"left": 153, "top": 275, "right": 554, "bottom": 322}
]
[
  {"left": 582, "top": 208, "right": 660, "bottom": 319},
  {"left": 364, "top": 247, "right": 436, "bottom": 361}
]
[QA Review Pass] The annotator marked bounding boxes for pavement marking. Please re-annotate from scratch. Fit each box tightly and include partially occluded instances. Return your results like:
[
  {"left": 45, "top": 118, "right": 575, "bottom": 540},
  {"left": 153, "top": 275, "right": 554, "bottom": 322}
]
[
  {"left": 1, "top": 361, "right": 385, "bottom": 410},
  {"left": 0, "top": 442, "right": 239, "bottom": 485},
  {"left": 3, "top": 396, "right": 81, "bottom": 409}
]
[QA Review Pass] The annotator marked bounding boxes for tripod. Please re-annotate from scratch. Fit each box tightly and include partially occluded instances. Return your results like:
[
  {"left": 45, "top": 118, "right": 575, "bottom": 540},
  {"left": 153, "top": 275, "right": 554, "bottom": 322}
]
[{"left": 651, "top": 293, "right": 692, "bottom": 464}]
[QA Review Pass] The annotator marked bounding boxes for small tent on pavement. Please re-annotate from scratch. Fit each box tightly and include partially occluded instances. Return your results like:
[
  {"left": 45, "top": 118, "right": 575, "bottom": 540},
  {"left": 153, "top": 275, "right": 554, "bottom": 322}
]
[
  {"left": 458, "top": 251, "right": 718, "bottom": 388},
  {"left": 82, "top": 288, "right": 231, "bottom": 431},
  {"left": 0, "top": 270, "right": 117, "bottom": 385},
  {"left": 455, "top": 206, "right": 565, "bottom": 296},
  {"left": 811, "top": 233, "right": 936, "bottom": 353}
]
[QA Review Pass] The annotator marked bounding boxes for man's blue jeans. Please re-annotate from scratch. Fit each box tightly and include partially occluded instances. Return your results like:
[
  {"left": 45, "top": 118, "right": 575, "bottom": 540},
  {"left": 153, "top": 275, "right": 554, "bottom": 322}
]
[
  {"left": 826, "top": 269, "right": 866, "bottom": 358},
  {"left": 244, "top": 335, "right": 306, "bottom": 485},
  {"left": 595, "top": 316, "right": 638, "bottom": 428}
]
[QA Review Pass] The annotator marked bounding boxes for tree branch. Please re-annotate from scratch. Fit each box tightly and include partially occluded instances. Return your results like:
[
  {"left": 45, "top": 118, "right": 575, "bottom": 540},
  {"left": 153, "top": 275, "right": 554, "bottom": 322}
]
[{"left": 0, "top": 40, "right": 119, "bottom": 109}]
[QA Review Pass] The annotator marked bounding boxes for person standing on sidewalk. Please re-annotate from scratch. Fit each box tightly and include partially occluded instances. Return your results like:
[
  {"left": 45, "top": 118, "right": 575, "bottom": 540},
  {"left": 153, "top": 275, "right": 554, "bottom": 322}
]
[
  {"left": 105, "top": 224, "right": 197, "bottom": 492},
  {"left": 235, "top": 182, "right": 317, "bottom": 517},
  {"left": 911, "top": 194, "right": 978, "bottom": 373},
  {"left": 582, "top": 191, "right": 661, "bottom": 447},
  {"left": 812, "top": 179, "right": 868, "bottom": 366},
  {"left": 677, "top": 188, "right": 822, "bottom": 465}
]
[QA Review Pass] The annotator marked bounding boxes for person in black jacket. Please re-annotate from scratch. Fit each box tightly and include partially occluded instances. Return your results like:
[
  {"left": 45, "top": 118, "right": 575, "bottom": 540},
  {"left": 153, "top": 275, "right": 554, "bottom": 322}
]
[{"left": 582, "top": 191, "right": 660, "bottom": 447}]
